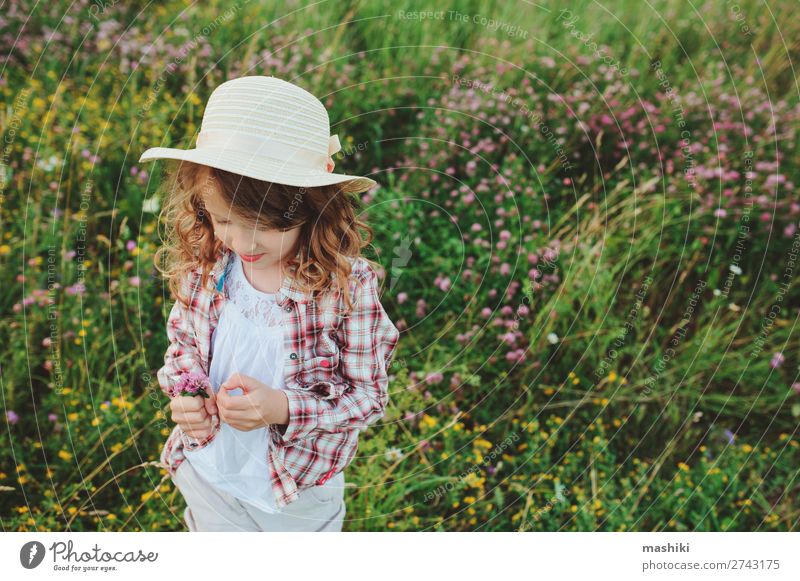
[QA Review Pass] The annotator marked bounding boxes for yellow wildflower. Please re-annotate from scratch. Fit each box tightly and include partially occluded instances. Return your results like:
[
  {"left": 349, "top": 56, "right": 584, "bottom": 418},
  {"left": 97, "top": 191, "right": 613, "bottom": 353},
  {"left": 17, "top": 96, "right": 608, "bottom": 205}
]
[
  {"left": 464, "top": 473, "right": 484, "bottom": 488},
  {"left": 419, "top": 414, "right": 437, "bottom": 429}
]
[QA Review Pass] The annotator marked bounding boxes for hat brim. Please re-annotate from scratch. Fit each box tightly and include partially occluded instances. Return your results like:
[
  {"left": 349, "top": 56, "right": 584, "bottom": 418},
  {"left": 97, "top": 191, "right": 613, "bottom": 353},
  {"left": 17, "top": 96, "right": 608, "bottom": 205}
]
[{"left": 139, "top": 146, "right": 377, "bottom": 192}]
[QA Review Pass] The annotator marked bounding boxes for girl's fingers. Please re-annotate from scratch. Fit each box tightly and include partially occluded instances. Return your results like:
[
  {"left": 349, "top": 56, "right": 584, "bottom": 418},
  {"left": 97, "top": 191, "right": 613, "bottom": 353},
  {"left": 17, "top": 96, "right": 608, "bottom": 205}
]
[
  {"left": 218, "top": 394, "right": 248, "bottom": 411},
  {"left": 182, "top": 418, "right": 212, "bottom": 438},
  {"left": 184, "top": 418, "right": 211, "bottom": 431},
  {"left": 186, "top": 414, "right": 211, "bottom": 428},
  {"left": 171, "top": 395, "right": 203, "bottom": 413},
  {"left": 181, "top": 394, "right": 204, "bottom": 410},
  {"left": 204, "top": 389, "right": 218, "bottom": 415},
  {"left": 172, "top": 409, "right": 208, "bottom": 425},
  {"left": 221, "top": 373, "right": 258, "bottom": 395}
]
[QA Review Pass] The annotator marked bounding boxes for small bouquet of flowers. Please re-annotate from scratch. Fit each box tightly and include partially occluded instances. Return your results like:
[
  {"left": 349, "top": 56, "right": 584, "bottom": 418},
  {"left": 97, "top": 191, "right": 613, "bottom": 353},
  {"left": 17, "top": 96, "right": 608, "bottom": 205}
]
[
  {"left": 169, "top": 371, "right": 220, "bottom": 449},
  {"left": 169, "top": 371, "right": 213, "bottom": 399}
]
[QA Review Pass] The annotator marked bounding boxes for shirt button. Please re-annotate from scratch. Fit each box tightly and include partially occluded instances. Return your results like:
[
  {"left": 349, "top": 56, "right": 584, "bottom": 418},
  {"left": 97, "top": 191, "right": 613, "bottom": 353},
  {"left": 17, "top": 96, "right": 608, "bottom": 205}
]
[
  {"left": 284, "top": 305, "right": 292, "bottom": 312},
  {"left": 289, "top": 352, "right": 298, "bottom": 360}
]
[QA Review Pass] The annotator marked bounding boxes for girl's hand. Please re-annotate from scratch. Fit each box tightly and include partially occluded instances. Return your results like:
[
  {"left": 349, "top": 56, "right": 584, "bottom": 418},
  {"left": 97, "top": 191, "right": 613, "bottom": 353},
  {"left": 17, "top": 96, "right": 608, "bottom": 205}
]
[
  {"left": 169, "top": 391, "right": 218, "bottom": 439},
  {"left": 217, "top": 373, "right": 289, "bottom": 431}
]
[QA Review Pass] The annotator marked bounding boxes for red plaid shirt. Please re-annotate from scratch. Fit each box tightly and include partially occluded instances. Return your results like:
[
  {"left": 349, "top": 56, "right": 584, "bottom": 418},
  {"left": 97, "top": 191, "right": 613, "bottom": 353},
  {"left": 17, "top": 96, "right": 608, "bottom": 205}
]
[{"left": 157, "top": 246, "right": 400, "bottom": 508}]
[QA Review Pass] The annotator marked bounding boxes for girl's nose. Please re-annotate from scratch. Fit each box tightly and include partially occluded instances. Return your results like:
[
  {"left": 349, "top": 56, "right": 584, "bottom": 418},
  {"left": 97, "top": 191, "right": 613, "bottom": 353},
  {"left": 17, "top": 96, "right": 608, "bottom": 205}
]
[{"left": 226, "top": 227, "right": 257, "bottom": 250}]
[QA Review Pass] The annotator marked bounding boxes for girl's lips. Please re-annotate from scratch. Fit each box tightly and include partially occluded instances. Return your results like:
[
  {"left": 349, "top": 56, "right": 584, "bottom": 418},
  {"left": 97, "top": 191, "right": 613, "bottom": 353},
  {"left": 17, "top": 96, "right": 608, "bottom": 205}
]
[{"left": 240, "top": 252, "right": 265, "bottom": 262}]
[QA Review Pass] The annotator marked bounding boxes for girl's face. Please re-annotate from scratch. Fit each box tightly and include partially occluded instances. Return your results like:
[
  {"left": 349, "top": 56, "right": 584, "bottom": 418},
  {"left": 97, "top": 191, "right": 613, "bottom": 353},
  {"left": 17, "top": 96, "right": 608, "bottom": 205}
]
[{"left": 200, "top": 175, "right": 301, "bottom": 271}]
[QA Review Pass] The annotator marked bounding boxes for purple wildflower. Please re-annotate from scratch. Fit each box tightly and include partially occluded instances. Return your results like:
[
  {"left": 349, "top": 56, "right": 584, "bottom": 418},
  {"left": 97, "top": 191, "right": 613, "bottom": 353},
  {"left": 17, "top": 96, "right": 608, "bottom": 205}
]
[
  {"left": 170, "top": 371, "right": 212, "bottom": 399},
  {"left": 424, "top": 372, "right": 444, "bottom": 385}
]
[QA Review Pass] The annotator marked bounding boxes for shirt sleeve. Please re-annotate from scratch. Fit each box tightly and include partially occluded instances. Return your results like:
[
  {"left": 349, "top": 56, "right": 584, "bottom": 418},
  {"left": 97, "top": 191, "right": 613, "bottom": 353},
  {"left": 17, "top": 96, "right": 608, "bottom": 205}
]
[
  {"left": 270, "top": 263, "right": 400, "bottom": 445},
  {"left": 156, "top": 269, "right": 206, "bottom": 398},
  {"left": 156, "top": 267, "right": 220, "bottom": 449}
]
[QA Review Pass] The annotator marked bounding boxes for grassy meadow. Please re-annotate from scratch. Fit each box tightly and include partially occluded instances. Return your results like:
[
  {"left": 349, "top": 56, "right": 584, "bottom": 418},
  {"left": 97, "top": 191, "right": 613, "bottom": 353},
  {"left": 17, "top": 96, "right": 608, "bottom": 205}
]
[{"left": 1, "top": 0, "right": 799, "bottom": 531}]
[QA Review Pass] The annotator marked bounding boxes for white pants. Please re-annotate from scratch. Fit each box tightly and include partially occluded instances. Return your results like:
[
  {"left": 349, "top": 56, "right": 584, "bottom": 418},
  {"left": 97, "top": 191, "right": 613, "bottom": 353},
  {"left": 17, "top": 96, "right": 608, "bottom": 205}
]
[{"left": 171, "top": 459, "right": 346, "bottom": 532}]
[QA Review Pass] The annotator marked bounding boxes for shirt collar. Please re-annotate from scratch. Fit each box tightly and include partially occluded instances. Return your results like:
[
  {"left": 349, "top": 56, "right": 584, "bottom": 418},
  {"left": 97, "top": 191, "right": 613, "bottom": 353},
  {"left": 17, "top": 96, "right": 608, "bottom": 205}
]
[{"left": 209, "top": 246, "right": 309, "bottom": 304}]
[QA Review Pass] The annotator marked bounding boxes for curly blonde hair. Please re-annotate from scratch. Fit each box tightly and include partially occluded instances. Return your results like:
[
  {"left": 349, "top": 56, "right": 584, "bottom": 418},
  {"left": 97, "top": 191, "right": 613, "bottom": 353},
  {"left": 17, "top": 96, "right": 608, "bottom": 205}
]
[{"left": 152, "top": 159, "right": 381, "bottom": 315}]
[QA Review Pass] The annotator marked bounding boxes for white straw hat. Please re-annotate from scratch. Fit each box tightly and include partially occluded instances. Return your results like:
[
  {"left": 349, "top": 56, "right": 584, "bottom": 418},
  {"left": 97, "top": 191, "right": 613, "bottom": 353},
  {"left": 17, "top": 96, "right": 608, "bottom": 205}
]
[{"left": 139, "top": 75, "right": 377, "bottom": 191}]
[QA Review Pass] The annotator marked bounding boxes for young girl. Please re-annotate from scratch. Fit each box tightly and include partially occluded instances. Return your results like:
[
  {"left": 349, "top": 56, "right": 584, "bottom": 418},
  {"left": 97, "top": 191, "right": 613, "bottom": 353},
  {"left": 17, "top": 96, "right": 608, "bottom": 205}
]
[{"left": 139, "top": 76, "right": 400, "bottom": 532}]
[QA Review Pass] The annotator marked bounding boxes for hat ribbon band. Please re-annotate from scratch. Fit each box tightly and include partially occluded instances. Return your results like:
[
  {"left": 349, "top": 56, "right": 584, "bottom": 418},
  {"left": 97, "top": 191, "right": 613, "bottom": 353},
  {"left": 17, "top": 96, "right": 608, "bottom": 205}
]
[{"left": 195, "top": 130, "right": 341, "bottom": 170}]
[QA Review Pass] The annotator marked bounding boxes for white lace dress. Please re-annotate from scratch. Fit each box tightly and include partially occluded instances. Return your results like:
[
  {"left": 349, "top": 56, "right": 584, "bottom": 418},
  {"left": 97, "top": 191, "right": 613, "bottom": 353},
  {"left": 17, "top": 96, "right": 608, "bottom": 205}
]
[{"left": 183, "top": 253, "right": 286, "bottom": 514}]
